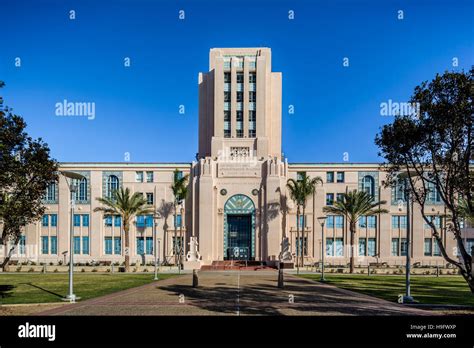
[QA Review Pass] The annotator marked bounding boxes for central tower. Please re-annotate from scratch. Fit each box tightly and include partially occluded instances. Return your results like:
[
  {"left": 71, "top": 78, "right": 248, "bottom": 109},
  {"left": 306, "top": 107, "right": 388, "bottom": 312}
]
[{"left": 192, "top": 48, "right": 287, "bottom": 266}]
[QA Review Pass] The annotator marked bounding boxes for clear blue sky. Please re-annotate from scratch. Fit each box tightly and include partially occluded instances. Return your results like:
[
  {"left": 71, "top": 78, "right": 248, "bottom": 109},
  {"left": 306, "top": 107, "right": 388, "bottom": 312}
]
[{"left": 1, "top": 0, "right": 473, "bottom": 163}]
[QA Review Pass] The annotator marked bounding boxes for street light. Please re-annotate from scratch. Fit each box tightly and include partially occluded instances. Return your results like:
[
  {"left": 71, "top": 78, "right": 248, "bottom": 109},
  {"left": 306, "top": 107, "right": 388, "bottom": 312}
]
[
  {"left": 60, "top": 170, "right": 85, "bottom": 303},
  {"left": 153, "top": 213, "right": 161, "bottom": 280},
  {"left": 317, "top": 216, "right": 327, "bottom": 282},
  {"left": 397, "top": 171, "right": 417, "bottom": 304}
]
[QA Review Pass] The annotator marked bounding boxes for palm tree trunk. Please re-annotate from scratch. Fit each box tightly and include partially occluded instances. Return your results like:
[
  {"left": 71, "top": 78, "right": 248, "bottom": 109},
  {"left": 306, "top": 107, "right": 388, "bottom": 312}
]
[
  {"left": 179, "top": 206, "right": 183, "bottom": 270},
  {"left": 174, "top": 203, "right": 177, "bottom": 265},
  {"left": 124, "top": 223, "right": 130, "bottom": 273},
  {"left": 349, "top": 223, "right": 355, "bottom": 274},
  {"left": 301, "top": 206, "right": 305, "bottom": 270},
  {"left": 296, "top": 206, "right": 300, "bottom": 275}
]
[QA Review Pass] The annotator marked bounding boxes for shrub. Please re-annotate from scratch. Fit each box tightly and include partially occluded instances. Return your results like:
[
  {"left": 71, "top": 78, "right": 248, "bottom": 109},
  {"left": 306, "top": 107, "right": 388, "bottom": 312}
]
[
  {"left": 54, "top": 268, "right": 59, "bottom": 273},
  {"left": 16, "top": 267, "right": 22, "bottom": 272},
  {"left": 92, "top": 268, "right": 98, "bottom": 272},
  {"left": 28, "top": 268, "right": 35, "bottom": 272},
  {"left": 81, "top": 268, "right": 85, "bottom": 272}
]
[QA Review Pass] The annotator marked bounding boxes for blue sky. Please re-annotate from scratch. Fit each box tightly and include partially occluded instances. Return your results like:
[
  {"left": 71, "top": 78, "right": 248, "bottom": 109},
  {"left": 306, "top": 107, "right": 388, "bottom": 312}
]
[{"left": 1, "top": 0, "right": 473, "bottom": 163}]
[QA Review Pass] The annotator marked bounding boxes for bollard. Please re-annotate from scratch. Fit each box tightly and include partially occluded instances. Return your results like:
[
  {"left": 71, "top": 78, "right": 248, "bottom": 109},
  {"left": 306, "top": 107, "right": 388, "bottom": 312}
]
[
  {"left": 436, "top": 265, "right": 439, "bottom": 277},
  {"left": 192, "top": 269, "right": 199, "bottom": 288},
  {"left": 367, "top": 264, "right": 370, "bottom": 276},
  {"left": 111, "top": 264, "right": 114, "bottom": 274},
  {"left": 278, "top": 266, "right": 284, "bottom": 288}
]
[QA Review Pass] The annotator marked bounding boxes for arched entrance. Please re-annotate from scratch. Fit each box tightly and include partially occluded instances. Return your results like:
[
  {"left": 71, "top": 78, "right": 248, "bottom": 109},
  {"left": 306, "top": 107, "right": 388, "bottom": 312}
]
[{"left": 224, "top": 194, "right": 256, "bottom": 260}]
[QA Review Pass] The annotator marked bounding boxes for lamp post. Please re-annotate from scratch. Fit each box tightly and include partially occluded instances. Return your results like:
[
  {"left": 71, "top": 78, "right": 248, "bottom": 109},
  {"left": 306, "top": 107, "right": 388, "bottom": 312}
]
[
  {"left": 153, "top": 214, "right": 161, "bottom": 280},
  {"left": 317, "top": 216, "right": 327, "bottom": 281},
  {"left": 397, "top": 172, "right": 416, "bottom": 304},
  {"left": 60, "top": 171, "right": 85, "bottom": 303}
]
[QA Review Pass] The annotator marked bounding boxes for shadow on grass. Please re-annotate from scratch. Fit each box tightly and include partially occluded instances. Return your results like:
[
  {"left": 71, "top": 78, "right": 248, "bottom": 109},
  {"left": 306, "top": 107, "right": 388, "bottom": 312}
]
[
  {"left": 20, "top": 282, "right": 64, "bottom": 299},
  {"left": 0, "top": 284, "right": 15, "bottom": 299}
]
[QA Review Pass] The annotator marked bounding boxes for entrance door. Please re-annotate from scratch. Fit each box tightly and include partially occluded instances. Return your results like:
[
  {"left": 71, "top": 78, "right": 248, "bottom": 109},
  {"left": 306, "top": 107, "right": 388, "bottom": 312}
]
[{"left": 226, "top": 214, "right": 251, "bottom": 260}]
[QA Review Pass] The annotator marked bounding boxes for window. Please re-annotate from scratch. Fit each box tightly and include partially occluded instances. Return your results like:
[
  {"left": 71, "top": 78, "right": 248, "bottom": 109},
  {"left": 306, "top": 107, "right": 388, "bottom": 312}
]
[
  {"left": 359, "top": 238, "right": 366, "bottom": 256},
  {"left": 368, "top": 238, "right": 376, "bottom": 256},
  {"left": 296, "top": 172, "right": 305, "bottom": 181},
  {"left": 326, "top": 172, "right": 334, "bottom": 183},
  {"left": 424, "top": 238, "right": 432, "bottom": 256},
  {"left": 82, "top": 236, "right": 89, "bottom": 254},
  {"left": 146, "top": 237, "right": 153, "bottom": 255},
  {"left": 224, "top": 110, "right": 231, "bottom": 122},
  {"left": 336, "top": 193, "right": 344, "bottom": 203},
  {"left": 136, "top": 216, "right": 145, "bottom": 228},
  {"left": 335, "top": 216, "right": 344, "bottom": 228},
  {"left": 236, "top": 111, "right": 243, "bottom": 121},
  {"left": 391, "top": 238, "right": 399, "bottom": 256},
  {"left": 136, "top": 237, "right": 144, "bottom": 255},
  {"left": 400, "top": 216, "right": 407, "bottom": 228},
  {"left": 175, "top": 214, "right": 182, "bottom": 228},
  {"left": 249, "top": 111, "right": 256, "bottom": 122},
  {"left": 427, "top": 182, "right": 441, "bottom": 203},
  {"left": 236, "top": 72, "right": 244, "bottom": 83},
  {"left": 105, "top": 216, "right": 113, "bottom": 227},
  {"left": 249, "top": 110, "right": 256, "bottom": 138},
  {"left": 114, "top": 216, "right": 121, "bottom": 227},
  {"left": 146, "top": 171, "right": 154, "bottom": 183},
  {"left": 82, "top": 214, "right": 89, "bottom": 227},
  {"left": 42, "top": 215, "right": 49, "bottom": 227},
  {"left": 105, "top": 237, "right": 113, "bottom": 255},
  {"left": 433, "top": 241, "right": 441, "bottom": 256},
  {"left": 236, "top": 91, "right": 243, "bottom": 102},
  {"left": 362, "top": 175, "right": 375, "bottom": 197},
  {"left": 51, "top": 214, "right": 57, "bottom": 227},
  {"left": 326, "top": 193, "right": 334, "bottom": 206},
  {"left": 249, "top": 91, "right": 256, "bottom": 102},
  {"left": 401, "top": 238, "right": 407, "bottom": 256},
  {"left": 326, "top": 216, "right": 334, "bottom": 228},
  {"left": 46, "top": 182, "right": 57, "bottom": 201},
  {"left": 296, "top": 237, "right": 307, "bottom": 256},
  {"left": 297, "top": 215, "right": 305, "bottom": 229},
  {"left": 174, "top": 171, "right": 183, "bottom": 181},
  {"left": 249, "top": 72, "right": 256, "bottom": 83},
  {"left": 114, "top": 237, "right": 121, "bottom": 254},
  {"left": 41, "top": 236, "right": 49, "bottom": 254},
  {"left": 392, "top": 216, "right": 406, "bottom": 229},
  {"left": 73, "top": 177, "right": 88, "bottom": 201},
  {"left": 336, "top": 172, "right": 344, "bottom": 183},
  {"left": 74, "top": 214, "right": 81, "bottom": 227},
  {"left": 173, "top": 236, "right": 184, "bottom": 255},
  {"left": 145, "top": 215, "right": 153, "bottom": 227},
  {"left": 391, "top": 179, "right": 406, "bottom": 204},
  {"left": 335, "top": 238, "right": 344, "bottom": 256},
  {"left": 359, "top": 216, "right": 367, "bottom": 228},
  {"left": 74, "top": 237, "right": 81, "bottom": 254},
  {"left": 106, "top": 175, "right": 119, "bottom": 198},
  {"left": 146, "top": 193, "right": 154, "bottom": 205},
  {"left": 425, "top": 216, "right": 441, "bottom": 229},
  {"left": 367, "top": 216, "right": 376, "bottom": 228},
  {"left": 224, "top": 72, "right": 231, "bottom": 83},
  {"left": 136, "top": 171, "right": 144, "bottom": 182},
  {"left": 326, "top": 238, "right": 334, "bottom": 256},
  {"left": 466, "top": 239, "right": 474, "bottom": 255},
  {"left": 51, "top": 236, "right": 57, "bottom": 254},
  {"left": 19, "top": 235, "right": 26, "bottom": 254},
  {"left": 224, "top": 91, "right": 231, "bottom": 102}
]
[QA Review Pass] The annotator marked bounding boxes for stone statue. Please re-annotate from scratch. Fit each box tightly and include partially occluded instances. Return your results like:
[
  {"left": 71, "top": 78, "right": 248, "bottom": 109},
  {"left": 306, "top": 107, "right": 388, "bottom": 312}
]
[
  {"left": 186, "top": 236, "right": 201, "bottom": 262},
  {"left": 280, "top": 237, "right": 292, "bottom": 261}
]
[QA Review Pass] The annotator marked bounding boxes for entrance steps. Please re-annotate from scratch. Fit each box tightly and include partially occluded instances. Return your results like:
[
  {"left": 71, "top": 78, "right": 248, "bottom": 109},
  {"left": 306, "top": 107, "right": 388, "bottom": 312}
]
[{"left": 201, "top": 260, "right": 276, "bottom": 271}]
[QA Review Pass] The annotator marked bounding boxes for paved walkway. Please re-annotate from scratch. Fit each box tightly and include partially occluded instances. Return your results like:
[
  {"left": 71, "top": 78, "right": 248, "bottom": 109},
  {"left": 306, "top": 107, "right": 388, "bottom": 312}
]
[{"left": 37, "top": 271, "right": 431, "bottom": 316}]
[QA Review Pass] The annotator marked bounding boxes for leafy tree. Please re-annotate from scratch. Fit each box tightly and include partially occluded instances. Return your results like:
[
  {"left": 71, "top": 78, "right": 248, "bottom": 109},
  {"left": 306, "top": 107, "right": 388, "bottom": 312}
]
[
  {"left": 170, "top": 169, "right": 189, "bottom": 267},
  {"left": 375, "top": 68, "right": 474, "bottom": 291},
  {"left": 0, "top": 81, "right": 58, "bottom": 270},
  {"left": 287, "top": 173, "right": 323, "bottom": 274},
  {"left": 323, "top": 190, "right": 388, "bottom": 273},
  {"left": 94, "top": 187, "right": 154, "bottom": 272}
]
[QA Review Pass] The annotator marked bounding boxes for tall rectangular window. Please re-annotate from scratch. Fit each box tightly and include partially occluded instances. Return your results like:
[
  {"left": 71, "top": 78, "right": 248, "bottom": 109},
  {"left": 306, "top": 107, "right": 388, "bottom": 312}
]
[
  {"left": 433, "top": 241, "right": 441, "bottom": 256},
  {"left": 135, "top": 171, "right": 144, "bottom": 182},
  {"left": 326, "top": 193, "right": 334, "bottom": 206},
  {"left": 50, "top": 236, "right": 57, "bottom": 254},
  {"left": 249, "top": 91, "right": 256, "bottom": 102},
  {"left": 74, "top": 236, "right": 81, "bottom": 254},
  {"left": 424, "top": 238, "right": 432, "bottom": 256},
  {"left": 368, "top": 238, "right": 376, "bottom": 256},
  {"left": 145, "top": 215, "right": 153, "bottom": 227},
  {"left": 335, "top": 216, "right": 344, "bottom": 228},
  {"left": 42, "top": 215, "right": 49, "bottom": 227},
  {"left": 326, "top": 238, "right": 334, "bottom": 256},
  {"left": 391, "top": 238, "right": 399, "bottom": 256},
  {"left": 367, "top": 216, "right": 376, "bottom": 228},
  {"left": 224, "top": 72, "right": 231, "bottom": 83},
  {"left": 136, "top": 237, "right": 144, "bottom": 254},
  {"left": 297, "top": 215, "right": 305, "bottom": 229},
  {"left": 105, "top": 237, "right": 113, "bottom": 255},
  {"left": 336, "top": 172, "right": 344, "bottom": 183},
  {"left": 73, "top": 214, "right": 81, "bottom": 227},
  {"left": 146, "top": 193, "right": 154, "bottom": 205},
  {"left": 146, "top": 171, "right": 154, "bottom": 183},
  {"left": 51, "top": 214, "right": 57, "bottom": 227},
  {"left": 392, "top": 216, "right": 399, "bottom": 228},
  {"left": 236, "top": 91, "right": 243, "bottom": 102},
  {"left": 326, "top": 172, "right": 334, "bottom": 183},
  {"left": 136, "top": 216, "right": 145, "bottom": 228},
  {"left": 172, "top": 237, "right": 183, "bottom": 255},
  {"left": 401, "top": 238, "right": 408, "bottom": 256},
  {"left": 175, "top": 215, "right": 182, "bottom": 228},
  {"left": 336, "top": 193, "right": 344, "bottom": 203},
  {"left": 335, "top": 238, "right": 344, "bottom": 256},
  {"left": 296, "top": 237, "right": 307, "bottom": 256},
  {"left": 82, "top": 236, "right": 89, "bottom": 254},
  {"left": 146, "top": 237, "right": 153, "bottom": 255},
  {"left": 114, "top": 216, "right": 121, "bottom": 227},
  {"left": 236, "top": 72, "right": 244, "bottom": 83},
  {"left": 326, "top": 216, "right": 334, "bottom": 228},
  {"left": 359, "top": 216, "right": 367, "bottom": 228},
  {"left": 114, "top": 237, "right": 122, "bottom": 254},
  {"left": 249, "top": 72, "right": 256, "bottom": 83},
  {"left": 41, "top": 236, "right": 49, "bottom": 254},
  {"left": 19, "top": 235, "right": 26, "bottom": 254},
  {"left": 359, "top": 238, "right": 366, "bottom": 256},
  {"left": 105, "top": 216, "right": 113, "bottom": 227},
  {"left": 82, "top": 214, "right": 89, "bottom": 227},
  {"left": 400, "top": 216, "right": 407, "bottom": 229},
  {"left": 248, "top": 110, "right": 256, "bottom": 138}
]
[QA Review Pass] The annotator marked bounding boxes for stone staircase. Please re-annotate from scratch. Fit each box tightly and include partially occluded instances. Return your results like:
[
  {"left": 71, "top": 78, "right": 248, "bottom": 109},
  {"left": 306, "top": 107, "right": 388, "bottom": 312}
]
[{"left": 201, "top": 260, "right": 276, "bottom": 271}]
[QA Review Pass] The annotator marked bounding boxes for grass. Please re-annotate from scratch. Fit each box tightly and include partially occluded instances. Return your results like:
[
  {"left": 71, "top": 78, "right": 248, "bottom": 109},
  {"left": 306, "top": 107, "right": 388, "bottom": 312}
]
[
  {"left": 0, "top": 273, "right": 178, "bottom": 304},
  {"left": 299, "top": 274, "right": 474, "bottom": 306}
]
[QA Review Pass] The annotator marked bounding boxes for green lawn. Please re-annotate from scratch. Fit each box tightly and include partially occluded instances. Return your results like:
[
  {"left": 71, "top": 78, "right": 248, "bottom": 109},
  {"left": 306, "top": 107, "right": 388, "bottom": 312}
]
[
  {"left": 299, "top": 274, "right": 474, "bottom": 306},
  {"left": 0, "top": 273, "right": 178, "bottom": 304}
]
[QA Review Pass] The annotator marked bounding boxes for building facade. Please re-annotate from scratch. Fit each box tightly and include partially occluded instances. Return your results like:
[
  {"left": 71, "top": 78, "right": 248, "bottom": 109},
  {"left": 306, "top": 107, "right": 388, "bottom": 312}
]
[{"left": 3, "top": 48, "right": 473, "bottom": 268}]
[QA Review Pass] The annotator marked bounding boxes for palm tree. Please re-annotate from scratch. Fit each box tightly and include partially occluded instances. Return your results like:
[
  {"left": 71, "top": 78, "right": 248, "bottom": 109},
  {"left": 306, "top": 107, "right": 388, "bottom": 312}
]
[
  {"left": 287, "top": 173, "right": 323, "bottom": 274},
  {"left": 323, "top": 189, "right": 388, "bottom": 273},
  {"left": 94, "top": 187, "right": 154, "bottom": 272},
  {"left": 171, "top": 169, "right": 189, "bottom": 267}
]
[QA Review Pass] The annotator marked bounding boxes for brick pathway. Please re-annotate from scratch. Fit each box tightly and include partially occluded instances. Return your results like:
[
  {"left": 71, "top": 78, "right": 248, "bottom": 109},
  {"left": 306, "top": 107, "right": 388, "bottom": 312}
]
[{"left": 37, "top": 271, "right": 432, "bottom": 316}]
